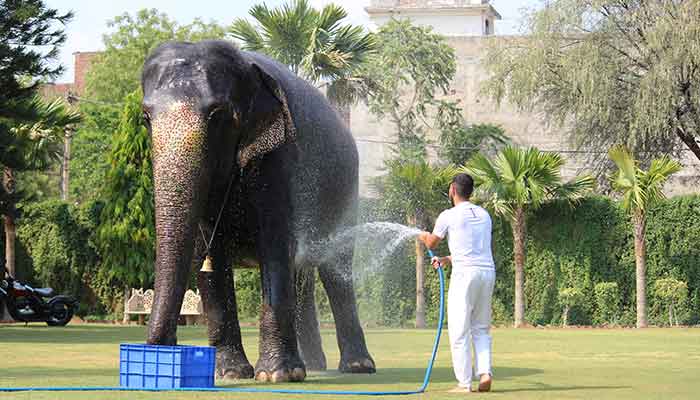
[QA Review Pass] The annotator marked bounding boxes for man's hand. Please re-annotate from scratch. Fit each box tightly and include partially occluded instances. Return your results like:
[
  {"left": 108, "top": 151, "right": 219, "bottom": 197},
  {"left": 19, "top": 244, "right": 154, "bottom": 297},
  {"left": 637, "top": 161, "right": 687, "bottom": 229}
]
[
  {"left": 431, "top": 256, "right": 450, "bottom": 270},
  {"left": 418, "top": 231, "right": 442, "bottom": 249}
]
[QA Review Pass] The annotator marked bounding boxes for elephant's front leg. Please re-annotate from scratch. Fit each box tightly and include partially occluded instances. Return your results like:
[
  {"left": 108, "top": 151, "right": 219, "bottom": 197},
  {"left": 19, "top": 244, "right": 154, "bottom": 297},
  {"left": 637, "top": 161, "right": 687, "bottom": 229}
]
[
  {"left": 196, "top": 234, "right": 254, "bottom": 379},
  {"left": 253, "top": 192, "right": 305, "bottom": 382}
]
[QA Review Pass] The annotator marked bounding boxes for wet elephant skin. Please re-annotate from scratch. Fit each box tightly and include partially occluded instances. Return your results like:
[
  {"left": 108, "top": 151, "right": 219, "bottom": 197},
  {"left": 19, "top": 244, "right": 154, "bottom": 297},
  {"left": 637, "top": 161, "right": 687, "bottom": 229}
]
[{"left": 141, "top": 40, "right": 375, "bottom": 383}]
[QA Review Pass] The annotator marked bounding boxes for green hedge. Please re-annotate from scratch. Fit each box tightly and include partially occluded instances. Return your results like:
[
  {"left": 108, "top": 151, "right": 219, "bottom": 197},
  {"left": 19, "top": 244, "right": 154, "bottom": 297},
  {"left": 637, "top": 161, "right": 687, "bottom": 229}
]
[
  {"left": 9, "top": 200, "right": 104, "bottom": 317},
  {"left": 5, "top": 195, "right": 699, "bottom": 326},
  {"left": 355, "top": 195, "right": 700, "bottom": 327}
]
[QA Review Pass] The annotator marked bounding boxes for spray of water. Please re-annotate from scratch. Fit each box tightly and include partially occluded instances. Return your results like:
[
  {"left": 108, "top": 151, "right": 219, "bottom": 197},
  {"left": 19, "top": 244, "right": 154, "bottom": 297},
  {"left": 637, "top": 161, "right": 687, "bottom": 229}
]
[{"left": 307, "top": 222, "right": 422, "bottom": 282}]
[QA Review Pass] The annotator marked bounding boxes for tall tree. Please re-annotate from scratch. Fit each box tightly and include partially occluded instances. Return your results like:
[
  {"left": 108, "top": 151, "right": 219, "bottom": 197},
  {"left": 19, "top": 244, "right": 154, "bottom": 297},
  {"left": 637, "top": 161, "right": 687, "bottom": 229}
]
[
  {"left": 1, "top": 97, "right": 81, "bottom": 277},
  {"left": 1, "top": 0, "right": 73, "bottom": 181},
  {"left": 608, "top": 145, "right": 681, "bottom": 328},
  {"left": 97, "top": 90, "right": 155, "bottom": 291},
  {"left": 463, "top": 146, "right": 594, "bottom": 327},
  {"left": 230, "top": 0, "right": 375, "bottom": 122},
  {"left": 483, "top": 0, "right": 700, "bottom": 175},
  {"left": 372, "top": 160, "right": 456, "bottom": 328},
  {"left": 437, "top": 101, "right": 510, "bottom": 166},
  {"left": 0, "top": 0, "right": 72, "bottom": 110},
  {"left": 363, "top": 18, "right": 463, "bottom": 160}
]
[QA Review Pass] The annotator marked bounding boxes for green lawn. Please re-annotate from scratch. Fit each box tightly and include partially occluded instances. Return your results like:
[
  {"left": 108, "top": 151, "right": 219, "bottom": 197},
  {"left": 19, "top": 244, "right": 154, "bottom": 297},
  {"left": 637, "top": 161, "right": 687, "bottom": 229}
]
[{"left": 0, "top": 324, "right": 697, "bottom": 399}]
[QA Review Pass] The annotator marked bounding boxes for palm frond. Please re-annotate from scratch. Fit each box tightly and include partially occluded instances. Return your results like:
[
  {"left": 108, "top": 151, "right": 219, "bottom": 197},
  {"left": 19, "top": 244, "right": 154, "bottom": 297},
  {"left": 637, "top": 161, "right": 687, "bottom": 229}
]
[
  {"left": 608, "top": 146, "right": 681, "bottom": 212},
  {"left": 317, "top": 3, "right": 347, "bottom": 33},
  {"left": 230, "top": 19, "right": 266, "bottom": 52},
  {"left": 229, "top": 0, "right": 374, "bottom": 92},
  {"left": 462, "top": 146, "right": 591, "bottom": 219},
  {"left": 555, "top": 174, "right": 596, "bottom": 204}
]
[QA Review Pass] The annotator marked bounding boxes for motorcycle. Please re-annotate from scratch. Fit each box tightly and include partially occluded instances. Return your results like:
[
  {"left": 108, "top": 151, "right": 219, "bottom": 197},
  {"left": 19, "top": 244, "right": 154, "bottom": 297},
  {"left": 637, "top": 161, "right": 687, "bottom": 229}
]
[{"left": 0, "top": 263, "right": 78, "bottom": 326}]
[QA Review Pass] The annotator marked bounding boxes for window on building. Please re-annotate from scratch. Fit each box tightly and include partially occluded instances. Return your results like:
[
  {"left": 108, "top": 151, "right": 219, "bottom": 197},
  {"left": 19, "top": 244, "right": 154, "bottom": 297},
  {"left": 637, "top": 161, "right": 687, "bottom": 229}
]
[{"left": 485, "top": 19, "right": 490, "bottom": 35}]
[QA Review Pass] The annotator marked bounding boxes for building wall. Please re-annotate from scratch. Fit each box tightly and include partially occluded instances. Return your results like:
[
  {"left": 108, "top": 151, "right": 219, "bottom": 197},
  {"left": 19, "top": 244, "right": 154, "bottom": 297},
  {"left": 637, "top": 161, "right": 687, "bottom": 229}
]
[
  {"left": 371, "top": 14, "right": 487, "bottom": 36},
  {"left": 72, "top": 52, "right": 100, "bottom": 94},
  {"left": 350, "top": 35, "right": 700, "bottom": 196},
  {"left": 39, "top": 51, "right": 99, "bottom": 100}
]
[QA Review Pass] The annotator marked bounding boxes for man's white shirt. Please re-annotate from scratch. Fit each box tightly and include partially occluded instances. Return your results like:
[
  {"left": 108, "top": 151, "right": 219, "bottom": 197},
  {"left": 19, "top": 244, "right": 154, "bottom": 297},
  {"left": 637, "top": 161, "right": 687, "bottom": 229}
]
[{"left": 432, "top": 201, "right": 495, "bottom": 270}]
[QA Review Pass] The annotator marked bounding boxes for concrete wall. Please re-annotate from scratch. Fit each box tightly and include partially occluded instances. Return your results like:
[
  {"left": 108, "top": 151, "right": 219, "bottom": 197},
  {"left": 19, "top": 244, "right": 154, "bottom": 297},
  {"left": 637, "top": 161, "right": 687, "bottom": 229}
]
[
  {"left": 350, "top": 35, "right": 700, "bottom": 196},
  {"left": 372, "top": 14, "right": 487, "bottom": 36}
]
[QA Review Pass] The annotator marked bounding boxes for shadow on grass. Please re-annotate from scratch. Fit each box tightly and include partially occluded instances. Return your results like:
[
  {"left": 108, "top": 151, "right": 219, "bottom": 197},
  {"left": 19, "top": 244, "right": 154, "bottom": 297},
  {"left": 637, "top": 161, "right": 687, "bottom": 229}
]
[
  {"left": 1, "top": 367, "right": 115, "bottom": 378},
  {"left": 0, "top": 325, "right": 217, "bottom": 344},
  {"left": 217, "top": 366, "right": 544, "bottom": 388},
  {"left": 496, "top": 381, "right": 631, "bottom": 393}
]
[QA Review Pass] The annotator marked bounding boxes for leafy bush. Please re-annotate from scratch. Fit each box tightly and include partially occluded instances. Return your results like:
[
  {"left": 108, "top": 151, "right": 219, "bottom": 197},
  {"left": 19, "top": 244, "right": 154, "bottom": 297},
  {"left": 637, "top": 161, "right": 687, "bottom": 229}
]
[
  {"left": 558, "top": 287, "right": 585, "bottom": 326},
  {"left": 652, "top": 278, "right": 689, "bottom": 326},
  {"left": 234, "top": 269, "right": 261, "bottom": 321},
  {"left": 594, "top": 282, "right": 620, "bottom": 326},
  {"left": 15, "top": 199, "right": 101, "bottom": 316}
]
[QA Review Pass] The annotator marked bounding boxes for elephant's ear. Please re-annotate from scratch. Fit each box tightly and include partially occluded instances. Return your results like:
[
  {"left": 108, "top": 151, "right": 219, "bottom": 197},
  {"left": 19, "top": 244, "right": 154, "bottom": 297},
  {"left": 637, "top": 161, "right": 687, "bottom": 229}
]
[{"left": 237, "top": 63, "right": 297, "bottom": 168}]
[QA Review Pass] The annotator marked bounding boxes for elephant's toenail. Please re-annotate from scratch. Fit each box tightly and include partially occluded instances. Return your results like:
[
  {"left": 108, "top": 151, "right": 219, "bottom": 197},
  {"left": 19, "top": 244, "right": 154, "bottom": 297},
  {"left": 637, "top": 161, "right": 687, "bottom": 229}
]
[
  {"left": 256, "top": 371, "right": 269, "bottom": 382},
  {"left": 271, "top": 370, "right": 290, "bottom": 383}
]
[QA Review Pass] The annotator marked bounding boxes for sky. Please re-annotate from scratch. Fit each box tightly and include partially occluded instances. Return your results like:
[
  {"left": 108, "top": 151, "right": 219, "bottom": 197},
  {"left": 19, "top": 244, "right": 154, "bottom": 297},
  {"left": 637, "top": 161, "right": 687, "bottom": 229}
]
[{"left": 45, "top": 0, "right": 542, "bottom": 83}]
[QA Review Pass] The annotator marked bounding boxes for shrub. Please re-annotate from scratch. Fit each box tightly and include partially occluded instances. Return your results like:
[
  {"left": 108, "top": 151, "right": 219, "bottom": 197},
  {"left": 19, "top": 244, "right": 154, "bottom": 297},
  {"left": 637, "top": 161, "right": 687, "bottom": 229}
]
[
  {"left": 234, "top": 269, "right": 261, "bottom": 321},
  {"left": 558, "top": 287, "right": 585, "bottom": 326},
  {"left": 594, "top": 282, "right": 620, "bottom": 326},
  {"left": 652, "top": 278, "right": 689, "bottom": 326}
]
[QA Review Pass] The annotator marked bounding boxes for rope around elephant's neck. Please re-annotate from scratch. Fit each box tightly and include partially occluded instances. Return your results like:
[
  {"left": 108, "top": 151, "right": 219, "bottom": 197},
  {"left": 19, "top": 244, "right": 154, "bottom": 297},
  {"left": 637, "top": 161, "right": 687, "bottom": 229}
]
[{"left": 198, "top": 169, "right": 241, "bottom": 260}]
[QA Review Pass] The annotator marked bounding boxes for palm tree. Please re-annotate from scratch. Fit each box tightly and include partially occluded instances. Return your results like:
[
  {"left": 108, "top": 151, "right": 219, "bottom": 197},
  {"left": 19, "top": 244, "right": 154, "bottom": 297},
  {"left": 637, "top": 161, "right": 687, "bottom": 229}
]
[
  {"left": 1, "top": 97, "right": 81, "bottom": 277},
  {"left": 608, "top": 146, "right": 681, "bottom": 328},
  {"left": 463, "top": 146, "right": 595, "bottom": 327},
  {"left": 229, "top": 0, "right": 375, "bottom": 123},
  {"left": 373, "top": 159, "right": 456, "bottom": 328}
]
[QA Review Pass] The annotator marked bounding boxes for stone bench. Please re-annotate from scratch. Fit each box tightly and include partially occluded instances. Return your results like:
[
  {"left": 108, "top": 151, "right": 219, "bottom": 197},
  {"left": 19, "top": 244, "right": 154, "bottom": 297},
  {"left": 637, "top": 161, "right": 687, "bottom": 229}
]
[{"left": 125, "top": 288, "right": 203, "bottom": 325}]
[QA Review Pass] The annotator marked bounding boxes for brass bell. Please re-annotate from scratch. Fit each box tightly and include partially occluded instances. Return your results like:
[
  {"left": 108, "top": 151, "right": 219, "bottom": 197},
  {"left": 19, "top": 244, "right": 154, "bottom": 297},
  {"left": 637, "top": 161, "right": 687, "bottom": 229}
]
[{"left": 200, "top": 255, "right": 214, "bottom": 273}]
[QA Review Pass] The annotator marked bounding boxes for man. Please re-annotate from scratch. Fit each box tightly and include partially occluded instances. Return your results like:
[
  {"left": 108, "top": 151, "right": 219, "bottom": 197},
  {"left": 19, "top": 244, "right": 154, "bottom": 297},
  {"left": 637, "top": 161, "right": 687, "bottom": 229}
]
[{"left": 418, "top": 173, "right": 495, "bottom": 393}]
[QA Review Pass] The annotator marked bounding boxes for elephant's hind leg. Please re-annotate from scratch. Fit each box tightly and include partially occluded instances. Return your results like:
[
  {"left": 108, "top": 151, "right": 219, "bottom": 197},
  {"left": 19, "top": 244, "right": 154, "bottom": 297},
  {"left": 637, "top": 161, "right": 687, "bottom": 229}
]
[
  {"left": 318, "top": 244, "right": 376, "bottom": 374},
  {"left": 295, "top": 265, "right": 327, "bottom": 371},
  {"left": 197, "top": 239, "right": 254, "bottom": 380}
]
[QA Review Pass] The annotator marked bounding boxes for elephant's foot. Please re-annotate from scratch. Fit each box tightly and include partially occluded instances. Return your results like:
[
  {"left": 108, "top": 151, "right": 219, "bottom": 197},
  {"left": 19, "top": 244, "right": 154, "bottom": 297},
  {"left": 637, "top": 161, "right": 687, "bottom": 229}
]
[
  {"left": 339, "top": 353, "right": 376, "bottom": 374},
  {"left": 255, "top": 356, "right": 306, "bottom": 383},
  {"left": 146, "top": 332, "right": 177, "bottom": 346},
  {"left": 302, "top": 354, "right": 327, "bottom": 371},
  {"left": 299, "top": 342, "right": 327, "bottom": 371},
  {"left": 216, "top": 347, "right": 254, "bottom": 380}
]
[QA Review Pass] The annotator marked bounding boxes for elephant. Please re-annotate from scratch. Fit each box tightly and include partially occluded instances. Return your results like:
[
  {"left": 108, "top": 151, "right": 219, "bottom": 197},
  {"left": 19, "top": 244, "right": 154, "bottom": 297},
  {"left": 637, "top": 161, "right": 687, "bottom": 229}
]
[{"left": 140, "top": 40, "right": 375, "bottom": 383}]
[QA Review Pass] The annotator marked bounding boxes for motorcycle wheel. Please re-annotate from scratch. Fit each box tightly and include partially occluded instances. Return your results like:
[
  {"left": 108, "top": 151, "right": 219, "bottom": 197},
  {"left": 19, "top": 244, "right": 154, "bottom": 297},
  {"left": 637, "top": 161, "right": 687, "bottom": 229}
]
[{"left": 47, "top": 300, "right": 74, "bottom": 327}]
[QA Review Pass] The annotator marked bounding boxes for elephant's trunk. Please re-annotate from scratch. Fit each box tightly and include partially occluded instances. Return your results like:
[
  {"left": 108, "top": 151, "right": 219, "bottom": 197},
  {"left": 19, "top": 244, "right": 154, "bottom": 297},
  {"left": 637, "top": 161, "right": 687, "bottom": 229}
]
[{"left": 147, "top": 101, "right": 209, "bottom": 345}]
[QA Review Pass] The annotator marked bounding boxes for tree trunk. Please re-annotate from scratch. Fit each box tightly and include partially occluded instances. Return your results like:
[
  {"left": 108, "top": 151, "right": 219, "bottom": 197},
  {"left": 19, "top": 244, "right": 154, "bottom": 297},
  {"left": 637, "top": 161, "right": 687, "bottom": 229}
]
[
  {"left": 4, "top": 216, "right": 16, "bottom": 278},
  {"left": 562, "top": 305, "right": 569, "bottom": 327},
  {"left": 60, "top": 130, "right": 72, "bottom": 201},
  {"left": 513, "top": 207, "right": 527, "bottom": 328},
  {"left": 123, "top": 285, "right": 130, "bottom": 324},
  {"left": 2, "top": 168, "right": 16, "bottom": 278},
  {"left": 633, "top": 211, "right": 648, "bottom": 328}
]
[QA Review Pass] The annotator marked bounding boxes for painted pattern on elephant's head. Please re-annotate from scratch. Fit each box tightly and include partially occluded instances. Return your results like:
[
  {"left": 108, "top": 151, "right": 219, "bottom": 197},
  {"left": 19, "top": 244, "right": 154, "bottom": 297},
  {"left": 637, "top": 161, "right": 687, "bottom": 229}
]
[
  {"left": 141, "top": 40, "right": 296, "bottom": 177},
  {"left": 150, "top": 99, "right": 208, "bottom": 193}
]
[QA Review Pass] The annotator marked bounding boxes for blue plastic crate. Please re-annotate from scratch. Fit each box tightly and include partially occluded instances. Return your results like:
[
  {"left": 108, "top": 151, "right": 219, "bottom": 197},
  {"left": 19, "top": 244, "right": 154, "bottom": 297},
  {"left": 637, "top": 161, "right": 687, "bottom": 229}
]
[{"left": 119, "top": 344, "right": 216, "bottom": 389}]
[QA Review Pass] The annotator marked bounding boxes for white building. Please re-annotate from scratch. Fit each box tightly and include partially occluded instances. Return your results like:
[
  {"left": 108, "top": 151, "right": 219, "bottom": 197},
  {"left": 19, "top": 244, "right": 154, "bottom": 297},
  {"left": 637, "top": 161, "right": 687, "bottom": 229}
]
[{"left": 366, "top": 0, "right": 501, "bottom": 36}]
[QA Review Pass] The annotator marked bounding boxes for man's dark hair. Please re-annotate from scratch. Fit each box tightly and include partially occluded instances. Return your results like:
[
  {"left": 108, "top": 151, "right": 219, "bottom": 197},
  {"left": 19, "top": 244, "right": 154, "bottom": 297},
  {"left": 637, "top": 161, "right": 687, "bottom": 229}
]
[{"left": 451, "top": 173, "right": 474, "bottom": 199}]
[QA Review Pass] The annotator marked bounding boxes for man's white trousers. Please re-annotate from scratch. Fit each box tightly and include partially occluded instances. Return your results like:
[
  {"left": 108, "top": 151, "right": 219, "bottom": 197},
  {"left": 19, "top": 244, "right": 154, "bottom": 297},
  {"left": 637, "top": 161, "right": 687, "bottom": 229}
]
[{"left": 447, "top": 267, "right": 495, "bottom": 388}]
